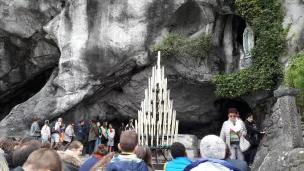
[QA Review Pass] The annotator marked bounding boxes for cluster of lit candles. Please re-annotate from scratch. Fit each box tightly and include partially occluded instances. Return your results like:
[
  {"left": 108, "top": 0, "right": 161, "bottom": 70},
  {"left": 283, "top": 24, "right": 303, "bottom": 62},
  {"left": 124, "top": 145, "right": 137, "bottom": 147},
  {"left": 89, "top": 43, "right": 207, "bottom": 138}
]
[{"left": 135, "top": 51, "right": 179, "bottom": 148}]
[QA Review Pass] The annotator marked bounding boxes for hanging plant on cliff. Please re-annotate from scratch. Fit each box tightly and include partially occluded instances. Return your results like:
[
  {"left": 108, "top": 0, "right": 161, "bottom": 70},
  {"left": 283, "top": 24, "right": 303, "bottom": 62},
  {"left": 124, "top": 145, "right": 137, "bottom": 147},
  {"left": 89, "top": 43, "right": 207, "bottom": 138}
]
[
  {"left": 212, "top": 0, "right": 288, "bottom": 97},
  {"left": 153, "top": 33, "right": 212, "bottom": 59}
]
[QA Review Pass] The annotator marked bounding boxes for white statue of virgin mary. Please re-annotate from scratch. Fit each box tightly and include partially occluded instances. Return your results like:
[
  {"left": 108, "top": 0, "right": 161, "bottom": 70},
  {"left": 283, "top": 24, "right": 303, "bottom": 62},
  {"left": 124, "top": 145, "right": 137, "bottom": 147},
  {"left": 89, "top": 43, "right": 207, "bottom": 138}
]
[
  {"left": 243, "top": 25, "right": 254, "bottom": 57},
  {"left": 240, "top": 25, "right": 254, "bottom": 70}
]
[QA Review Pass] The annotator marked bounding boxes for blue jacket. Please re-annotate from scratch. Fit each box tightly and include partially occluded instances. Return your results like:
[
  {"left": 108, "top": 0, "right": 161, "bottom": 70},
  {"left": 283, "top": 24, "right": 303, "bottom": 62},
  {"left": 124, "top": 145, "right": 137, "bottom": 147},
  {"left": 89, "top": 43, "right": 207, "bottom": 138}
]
[
  {"left": 106, "top": 154, "right": 149, "bottom": 171},
  {"left": 226, "top": 158, "right": 248, "bottom": 171},
  {"left": 79, "top": 156, "right": 100, "bottom": 171},
  {"left": 165, "top": 157, "right": 192, "bottom": 171},
  {"left": 77, "top": 124, "right": 85, "bottom": 141},
  {"left": 183, "top": 158, "right": 241, "bottom": 171}
]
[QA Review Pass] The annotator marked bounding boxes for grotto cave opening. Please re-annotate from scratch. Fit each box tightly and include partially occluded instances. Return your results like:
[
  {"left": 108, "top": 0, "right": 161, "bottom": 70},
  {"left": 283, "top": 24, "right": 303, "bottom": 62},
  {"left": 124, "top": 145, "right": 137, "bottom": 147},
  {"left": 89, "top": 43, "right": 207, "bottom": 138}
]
[
  {"left": 168, "top": 1, "right": 201, "bottom": 36},
  {"left": 214, "top": 98, "right": 252, "bottom": 123},
  {"left": 0, "top": 67, "right": 55, "bottom": 121}
]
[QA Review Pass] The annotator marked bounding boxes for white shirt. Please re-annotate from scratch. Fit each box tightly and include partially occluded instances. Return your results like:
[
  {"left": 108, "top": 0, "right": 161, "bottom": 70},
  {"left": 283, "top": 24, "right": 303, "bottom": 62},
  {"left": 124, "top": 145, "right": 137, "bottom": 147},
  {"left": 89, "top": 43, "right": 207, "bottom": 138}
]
[
  {"left": 41, "top": 125, "right": 51, "bottom": 137},
  {"left": 55, "top": 122, "right": 61, "bottom": 131}
]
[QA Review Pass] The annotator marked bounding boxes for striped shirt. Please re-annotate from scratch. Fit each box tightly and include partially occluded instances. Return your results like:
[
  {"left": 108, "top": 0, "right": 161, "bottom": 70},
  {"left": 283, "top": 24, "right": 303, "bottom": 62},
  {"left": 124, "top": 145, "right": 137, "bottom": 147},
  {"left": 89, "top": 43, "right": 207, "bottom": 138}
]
[{"left": 230, "top": 129, "right": 239, "bottom": 143}]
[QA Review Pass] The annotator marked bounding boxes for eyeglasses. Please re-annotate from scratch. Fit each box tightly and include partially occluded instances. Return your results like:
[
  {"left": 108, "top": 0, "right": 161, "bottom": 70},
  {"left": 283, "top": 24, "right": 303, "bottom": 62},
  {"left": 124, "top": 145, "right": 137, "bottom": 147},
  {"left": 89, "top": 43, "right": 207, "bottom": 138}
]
[{"left": 229, "top": 115, "right": 236, "bottom": 118}]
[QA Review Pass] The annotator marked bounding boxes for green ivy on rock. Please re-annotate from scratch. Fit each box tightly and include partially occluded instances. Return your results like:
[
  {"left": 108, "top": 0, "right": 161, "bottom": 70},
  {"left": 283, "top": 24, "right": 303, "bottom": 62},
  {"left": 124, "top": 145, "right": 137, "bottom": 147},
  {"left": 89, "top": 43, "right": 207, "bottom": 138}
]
[
  {"left": 285, "top": 51, "right": 304, "bottom": 118},
  {"left": 212, "top": 0, "right": 287, "bottom": 97}
]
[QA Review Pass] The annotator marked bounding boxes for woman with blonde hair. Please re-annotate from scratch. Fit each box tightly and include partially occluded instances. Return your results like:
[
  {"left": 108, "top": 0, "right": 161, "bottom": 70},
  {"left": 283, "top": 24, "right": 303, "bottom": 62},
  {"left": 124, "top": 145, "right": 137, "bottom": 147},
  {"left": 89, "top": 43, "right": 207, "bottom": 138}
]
[
  {"left": 90, "top": 152, "right": 118, "bottom": 171},
  {"left": 136, "top": 146, "right": 154, "bottom": 171}
]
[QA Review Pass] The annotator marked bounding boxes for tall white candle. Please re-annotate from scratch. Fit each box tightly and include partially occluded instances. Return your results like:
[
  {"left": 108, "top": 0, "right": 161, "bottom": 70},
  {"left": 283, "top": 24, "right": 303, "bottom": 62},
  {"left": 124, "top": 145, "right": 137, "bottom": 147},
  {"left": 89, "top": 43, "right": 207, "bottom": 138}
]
[
  {"left": 148, "top": 110, "right": 151, "bottom": 136},
  {"left": 137, "top": 111, "right": 140, "bottom": 132},
  {"left": 135, "top": 119, "right": 138, "bottom": 134},
  {"left": 153, "top": 94, "right": 156, "bottom": 137},
  {"left": 162, "top": 66, "right": 164, "bottom": 84},
  {"left": 162, "top": 111, "right": 166, "bottom": 147},
  {"left": 152, "top": 67, "right": 155, "bottom": 90},
  {"left": 174, "top": 120, "right": 179, "bottom": 142},
  {"left": 171, "top": 111, "right": 176, "bottom": 145},
  {"left": 148, "top": 78, "right": 151, "bottom": 112},
  {"left": 159, "top": 104, "right": 162, "bottom": 135},
  {"left": 157, "top": 51, "right": 160, "bottom": 69},
  {"left": 150, "top": 116, "right": 153, "bottom": 147},
  {"left": 141, "top": 111, "right": 144, "bottom": 146},
  {"left": 146, "top": 115, "right": 149, "bottom": 146},
  {"left": 138, "top": 112, "right": 140, "bottom": 145},
  {"left": 138, "top": 111, "right": 140, "bottom": 145},
  {"left": 167, "top": 108, "right": 172, "bottom": 136},
  {"left": 156, "top": 121, "right": 159, "bottom": 147}
]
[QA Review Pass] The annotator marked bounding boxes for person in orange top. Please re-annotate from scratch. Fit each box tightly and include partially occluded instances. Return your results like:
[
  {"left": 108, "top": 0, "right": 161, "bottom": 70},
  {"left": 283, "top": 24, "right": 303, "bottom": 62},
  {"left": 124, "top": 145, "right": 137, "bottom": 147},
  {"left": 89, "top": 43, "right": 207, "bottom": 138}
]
[{"left": 60, "top": 124, "right": 65, "bottom": 142}]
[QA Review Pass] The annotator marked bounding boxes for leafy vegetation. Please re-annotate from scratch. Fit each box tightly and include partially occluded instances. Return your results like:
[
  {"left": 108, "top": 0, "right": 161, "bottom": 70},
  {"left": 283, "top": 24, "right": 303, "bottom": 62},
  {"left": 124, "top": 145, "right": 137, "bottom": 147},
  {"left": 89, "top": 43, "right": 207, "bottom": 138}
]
[
  {"left": 153, "top": 33, "right": 212, "bottom": 59},
  {"left": 212, "top": 0, "right": 287, "bottom": 97},
  {"left": 285, "top": 51, "right": 304, "bottom": 118}
]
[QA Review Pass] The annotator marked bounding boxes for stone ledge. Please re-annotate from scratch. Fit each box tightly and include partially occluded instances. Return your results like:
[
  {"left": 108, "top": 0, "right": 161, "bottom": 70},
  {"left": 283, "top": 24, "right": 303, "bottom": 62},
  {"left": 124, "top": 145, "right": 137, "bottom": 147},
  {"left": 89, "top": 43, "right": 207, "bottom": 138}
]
[{"left": 274, "top": 88, "right": 300, "bottom": 98}]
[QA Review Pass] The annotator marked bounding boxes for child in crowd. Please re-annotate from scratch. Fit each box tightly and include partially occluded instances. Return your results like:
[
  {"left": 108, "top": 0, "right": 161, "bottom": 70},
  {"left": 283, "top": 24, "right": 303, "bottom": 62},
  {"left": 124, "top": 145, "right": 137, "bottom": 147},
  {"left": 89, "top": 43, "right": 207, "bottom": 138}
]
[
  {"left": 106, "top": 130, "right": 149, "bottom": 171},
  {"left": 107, "top": 124, "right": 115, "bottom": 152},
  {"left": 90, "top": 152, "right": 119, "bottom": 171},
  {"left": 136, "top": 146, "right": 154, "bottom": 171},
  {"left": 164, "top": 142, "right": 192, "bottom": 171},
  {"left": 79, "top": 144, "right": 108, "bottom": 171}
]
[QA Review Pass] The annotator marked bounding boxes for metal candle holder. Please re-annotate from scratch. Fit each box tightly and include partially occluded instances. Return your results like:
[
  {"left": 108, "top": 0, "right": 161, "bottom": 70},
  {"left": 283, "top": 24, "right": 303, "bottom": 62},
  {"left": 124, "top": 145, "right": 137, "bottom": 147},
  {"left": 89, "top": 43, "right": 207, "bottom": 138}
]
[{"left": 135, "top": 51, "right": 179, "bottom": 149}]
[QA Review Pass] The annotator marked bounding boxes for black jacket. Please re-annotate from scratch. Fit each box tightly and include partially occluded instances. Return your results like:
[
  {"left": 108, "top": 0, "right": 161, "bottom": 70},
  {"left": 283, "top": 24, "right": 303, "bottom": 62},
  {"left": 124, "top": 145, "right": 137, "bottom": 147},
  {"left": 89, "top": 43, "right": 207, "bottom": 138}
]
[{"left": 244, "top": 120, "right": 260, "bottom": 147}]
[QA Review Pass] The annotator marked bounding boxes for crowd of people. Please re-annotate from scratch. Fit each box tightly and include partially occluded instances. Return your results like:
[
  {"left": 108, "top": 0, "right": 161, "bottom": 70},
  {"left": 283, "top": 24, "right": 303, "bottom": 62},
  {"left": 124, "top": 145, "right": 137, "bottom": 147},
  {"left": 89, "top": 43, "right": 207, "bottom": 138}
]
[
  {"left": 220, "top": 108, "right": 265, "bottom": 167},
  {"left": 29, "top": 117, "right": 135, "bottom": 155},
  {"left": 0, "top": 108, "right": 264, "bottom": 171}
]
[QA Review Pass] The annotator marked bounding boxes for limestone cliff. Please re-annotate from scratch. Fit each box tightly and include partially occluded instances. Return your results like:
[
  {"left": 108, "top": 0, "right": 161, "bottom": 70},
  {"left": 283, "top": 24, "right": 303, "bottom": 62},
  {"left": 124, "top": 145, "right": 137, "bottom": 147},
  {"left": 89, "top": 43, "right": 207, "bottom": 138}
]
[{"left": 0, "top": 0, "right": 244, "bottom": 136}]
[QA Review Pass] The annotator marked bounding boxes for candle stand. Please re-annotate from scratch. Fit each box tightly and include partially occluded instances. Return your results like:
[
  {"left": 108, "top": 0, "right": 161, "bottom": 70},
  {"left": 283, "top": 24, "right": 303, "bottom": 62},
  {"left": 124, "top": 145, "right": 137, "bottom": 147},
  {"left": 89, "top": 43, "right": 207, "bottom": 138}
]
[{"left": 135, "top": 51, "right": 179, "bottom": 163}]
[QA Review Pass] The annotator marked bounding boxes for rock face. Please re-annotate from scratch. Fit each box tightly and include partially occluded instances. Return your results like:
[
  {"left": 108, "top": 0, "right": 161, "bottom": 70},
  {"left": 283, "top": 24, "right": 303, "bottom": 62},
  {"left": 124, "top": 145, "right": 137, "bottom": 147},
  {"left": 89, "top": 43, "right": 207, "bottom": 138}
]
[
  {"left": 0, "top": 0, "right": 61, "bottom": 120},
  {"left": 177, "top": 134, "right": 199, "bottom": 158},
  {"left": 253, "top": 88, "right": 304, "bottom": 171},
  {"left": 0, "top": 0, "right": 245, "bottom": 137},
  {"left": 284, "top": 0, "right": 304, "bottom": 54}
]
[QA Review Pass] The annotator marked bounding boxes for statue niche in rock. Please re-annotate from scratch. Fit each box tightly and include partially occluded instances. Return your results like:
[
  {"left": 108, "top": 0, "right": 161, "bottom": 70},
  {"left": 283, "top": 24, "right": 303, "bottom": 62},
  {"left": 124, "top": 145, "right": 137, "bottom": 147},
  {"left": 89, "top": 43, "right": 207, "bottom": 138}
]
[{"left": 240, "top": 25, "right": 254, "bottom": 70}]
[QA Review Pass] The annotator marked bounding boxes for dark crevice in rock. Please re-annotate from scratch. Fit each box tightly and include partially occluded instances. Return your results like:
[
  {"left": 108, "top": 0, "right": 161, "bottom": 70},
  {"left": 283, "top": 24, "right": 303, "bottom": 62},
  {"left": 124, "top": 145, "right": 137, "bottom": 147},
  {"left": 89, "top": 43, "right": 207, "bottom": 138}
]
[
  {"left": 214, "top": 98, "right": 252, "bottom": 122},
  {"left": 0, "top": 67, "right": 55, "bottom": 121},
  {"left": 233, "top": 15, "right": 246, "bottom": 46},
  {"left": 0, "top": 29, "right": 60, "bottom": 98},
  {"left": 61, "top": 1, "right": 66, "bottom": 8},
  {"left": 168, "top": 1, "right": 201, "bottom": 36},
  {"left": 145, "top": 0, "right": 175, "bottom": 49}
]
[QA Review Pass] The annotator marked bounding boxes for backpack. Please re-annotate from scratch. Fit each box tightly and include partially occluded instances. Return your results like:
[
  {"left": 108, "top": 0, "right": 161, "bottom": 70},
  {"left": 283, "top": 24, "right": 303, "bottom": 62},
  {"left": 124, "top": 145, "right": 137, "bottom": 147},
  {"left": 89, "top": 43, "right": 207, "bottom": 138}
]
[{"left": 50, "top": 122, "right": 57, "bottom": 134}]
